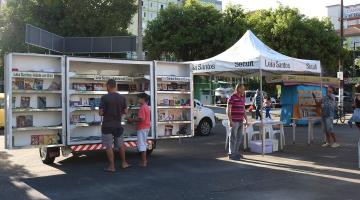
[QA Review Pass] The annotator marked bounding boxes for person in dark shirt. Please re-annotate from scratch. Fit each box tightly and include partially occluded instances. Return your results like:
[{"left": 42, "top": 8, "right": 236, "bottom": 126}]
[{"left": 99, "top": 79, "right": 130, "bottom": 172}]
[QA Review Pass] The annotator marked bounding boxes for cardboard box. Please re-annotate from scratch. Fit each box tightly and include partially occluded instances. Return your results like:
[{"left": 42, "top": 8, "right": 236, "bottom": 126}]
[{"left": 249, "top": 139, "right": 273, "bottom": 154}]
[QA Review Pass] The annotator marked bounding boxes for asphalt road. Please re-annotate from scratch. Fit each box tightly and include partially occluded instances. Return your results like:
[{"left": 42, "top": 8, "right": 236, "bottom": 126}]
[{"left": 1, "top": 123, "right": 360, "bottom": 200}]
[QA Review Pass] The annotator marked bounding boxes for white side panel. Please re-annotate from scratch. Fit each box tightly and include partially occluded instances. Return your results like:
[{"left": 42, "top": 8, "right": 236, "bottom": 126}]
[
  {"left": 4, "top": 54, "right": 13, "bottom": 149},
  {"left": 154, "top": 61, "right": 194, "bottom": 139},
  {"left": 5, "top": 53, "right": 66, "bottom": 149}
]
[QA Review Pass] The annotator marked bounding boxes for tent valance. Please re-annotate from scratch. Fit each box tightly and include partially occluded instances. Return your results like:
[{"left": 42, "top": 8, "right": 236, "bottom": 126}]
[{"left": 189, "top": 30, "right": 321, "bottom": 75}]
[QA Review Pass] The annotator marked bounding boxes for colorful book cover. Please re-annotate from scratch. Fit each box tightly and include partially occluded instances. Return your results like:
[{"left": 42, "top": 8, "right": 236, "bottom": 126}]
[
  {"left": 12, "top": 97, "right": 16, "bottom": 108},
  {"left": 44, "top": 135, "right": 58, "bottom": 145},
  {"left": 37, "top": 96, "right": 46, "bottom": 109},
  {"left": 31, "top": 135, "right": 41, "bottom": 145},
  {"left": 15, "top": 78, "right": 24, "bottom": 90},
  {"left": 33, "top": 79, "right": 44, "bottom": 90},
  {"left": 16, "top": 115, "right": 33, "bottom": 127},
  {"left": 24, "top": 79, "right": 34, "bottom": 90},
  {"left": 20, "top": 96, "right": 31, "bottom": 108},
  {"left": 93, "top": 83, "right": 104, "bottom": 91}
]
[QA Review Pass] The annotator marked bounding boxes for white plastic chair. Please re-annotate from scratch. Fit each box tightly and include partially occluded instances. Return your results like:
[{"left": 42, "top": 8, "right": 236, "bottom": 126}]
[
  {"left": 265, "top": 125, "right": 285, "bottom": 147},
  {"left": 222, "top": 120, "right": 230, "bottom": 150},
  {"left": 246, "top": 125, "right": 261, "bottom": 145}
]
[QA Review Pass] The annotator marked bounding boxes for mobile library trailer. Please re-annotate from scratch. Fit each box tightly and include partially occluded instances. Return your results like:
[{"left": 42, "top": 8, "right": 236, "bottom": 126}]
[{"left": 4, "top": 53, "right": 194, "bottom": 164}]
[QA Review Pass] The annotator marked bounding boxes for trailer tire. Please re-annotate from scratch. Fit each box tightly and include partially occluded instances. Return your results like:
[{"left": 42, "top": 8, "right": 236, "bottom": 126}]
[
  {"left": 39, "top": 147, "right": 59, "bottom": 165},
  {"left": 146, "top": 141, "right": 156, "bottom": 156}
]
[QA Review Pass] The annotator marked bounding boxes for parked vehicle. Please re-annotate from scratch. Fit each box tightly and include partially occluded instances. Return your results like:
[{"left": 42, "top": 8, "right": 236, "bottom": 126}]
[{"left": 194, "top": 99, "right": 216, "bottom": 136}]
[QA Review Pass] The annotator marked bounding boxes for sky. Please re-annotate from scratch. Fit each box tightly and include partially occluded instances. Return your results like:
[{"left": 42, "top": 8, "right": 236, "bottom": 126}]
[{"left": 222, "top": 0, "right": 360, "bottom": 18}]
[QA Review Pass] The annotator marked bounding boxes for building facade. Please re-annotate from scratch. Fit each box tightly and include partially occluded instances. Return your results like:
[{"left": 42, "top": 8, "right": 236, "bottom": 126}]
[
  {"left": 128, "top": 0, "right": 222, "bottom": 36},
  {"left": 327, "top": 3, "right": 360, "bottom": 49}
]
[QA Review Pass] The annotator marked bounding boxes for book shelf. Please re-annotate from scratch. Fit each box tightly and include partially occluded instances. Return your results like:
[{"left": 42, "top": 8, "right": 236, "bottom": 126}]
[
  {"left": 4, "top": 53, "right": 66, "bottom": 149},
  {"left": 66, "top": 57, "right": 155, "bottom": 145},
  {"left": 154, "top": 62, "right": 194, "bottom": 139}
]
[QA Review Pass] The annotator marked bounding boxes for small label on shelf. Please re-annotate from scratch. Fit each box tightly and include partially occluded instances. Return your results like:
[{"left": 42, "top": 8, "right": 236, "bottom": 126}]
[
  {"left": 13, "top": 72, "right": 55, "bottom": 79},
  {"left": 160, "top": 76, "right": 190, "bottom": 82},
  {"left": 94, "top": 75, "right": 133, "bottom": 82}
]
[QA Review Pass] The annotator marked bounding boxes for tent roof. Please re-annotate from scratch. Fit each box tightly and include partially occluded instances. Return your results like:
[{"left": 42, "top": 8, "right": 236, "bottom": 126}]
[{"left": 189, "top": 30, "right": 321, "bottom": 75}]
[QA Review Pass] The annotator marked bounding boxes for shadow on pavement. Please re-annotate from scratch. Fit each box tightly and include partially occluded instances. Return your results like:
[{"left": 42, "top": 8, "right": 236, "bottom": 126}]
[
  {"left": 0, "top": 150, "right": 35, "bottom": 200},
  {"left": 19, "top": 123, "right": 360, "bottom": 200}
]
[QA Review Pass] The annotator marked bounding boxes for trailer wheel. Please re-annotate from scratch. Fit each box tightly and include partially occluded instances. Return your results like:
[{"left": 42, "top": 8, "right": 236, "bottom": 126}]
[
  {"left": 146, "top": 141, "right": 156, "bottom": 156},
  {"left": 39, "top": 147, "right": 59, "bottom": 165}
]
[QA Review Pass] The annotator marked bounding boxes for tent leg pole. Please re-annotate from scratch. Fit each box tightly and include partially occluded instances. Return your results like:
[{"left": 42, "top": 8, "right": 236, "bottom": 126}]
[{"left": 260, "top": 69, "right": 265, "bottom": 156}]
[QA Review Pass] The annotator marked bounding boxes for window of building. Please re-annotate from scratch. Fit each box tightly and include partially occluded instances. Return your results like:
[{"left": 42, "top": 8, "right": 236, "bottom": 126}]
[
  {"left": 150, "top": 2, "right": 152, "bottom": 7},
  {"left": 144, "top": 12, "right": 146, "bottom": 18},
  {"left": 161, "top": 4, "right": 164, "bottom": 9}
]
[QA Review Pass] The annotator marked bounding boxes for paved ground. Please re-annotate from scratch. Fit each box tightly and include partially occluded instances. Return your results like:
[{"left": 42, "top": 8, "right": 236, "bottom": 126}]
[{"left": 1, "top": 120, "right": 360, "bottom": 200}]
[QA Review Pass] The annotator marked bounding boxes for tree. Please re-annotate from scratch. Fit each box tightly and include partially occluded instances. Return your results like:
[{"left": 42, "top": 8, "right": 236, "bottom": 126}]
[
  {"left": 247, "top": 6, "right": 341, "bottom": 75},
  {"left": 0, "top": 0, "right": 137, "bottom": 56},
  {"left": 144, "top": 0, "right": 248, "bottom": 61}
]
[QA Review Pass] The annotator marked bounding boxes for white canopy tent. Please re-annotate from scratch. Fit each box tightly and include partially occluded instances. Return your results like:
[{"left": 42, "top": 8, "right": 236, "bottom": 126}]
[
  {"left": 190, "top": 30, "right": 321, "bottom": 76},
  {"left": 188, "top": 30, "right": 322, "bottom": 155}
]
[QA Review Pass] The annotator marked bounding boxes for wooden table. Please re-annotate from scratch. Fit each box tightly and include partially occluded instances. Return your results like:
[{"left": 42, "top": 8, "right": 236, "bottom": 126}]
[{"left": 250, "top": 120, "right": 285, "bottom": 155}]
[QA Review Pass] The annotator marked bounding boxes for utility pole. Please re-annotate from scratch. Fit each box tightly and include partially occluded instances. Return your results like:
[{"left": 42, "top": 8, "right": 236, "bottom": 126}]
[
  {"left": 338, "top": 0, "right": 344, "bottom": 107},
  {"left": 136, "top": 0, "right": 144, "bottom": 60}
]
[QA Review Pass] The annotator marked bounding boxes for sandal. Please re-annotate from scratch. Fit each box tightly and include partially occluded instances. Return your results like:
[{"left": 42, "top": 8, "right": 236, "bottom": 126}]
[{"left": 103, "top": 167, "right": 116, "bottom": 173}]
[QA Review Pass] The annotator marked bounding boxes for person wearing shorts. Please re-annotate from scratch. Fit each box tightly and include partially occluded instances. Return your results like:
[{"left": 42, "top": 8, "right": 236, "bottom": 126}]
[
  {"left": 99, "top": 79, "right": 130, "bottom": 172},
  {"left": 320, "top": 87, "right": 340, "bottom": 148},
  {"left": 130, "top": 93, "right": 151, "bottom": 167}
]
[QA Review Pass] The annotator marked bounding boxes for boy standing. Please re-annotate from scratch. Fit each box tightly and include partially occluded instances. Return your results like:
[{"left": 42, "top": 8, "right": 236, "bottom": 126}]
[
  {"left": 132, "top": 93, "right": 151, "bottom": 167},
  {"left": 99, "top": 79, "right": 130, "bottom": 172}
]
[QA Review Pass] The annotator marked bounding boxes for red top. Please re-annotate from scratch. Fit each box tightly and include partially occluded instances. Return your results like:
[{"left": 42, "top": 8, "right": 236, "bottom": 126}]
[
  {"left": 228, "top": 93, "right": 246, "bottom": 122},
  {"left": 137, "top": 103, "right": 151, "bottom": 130}
]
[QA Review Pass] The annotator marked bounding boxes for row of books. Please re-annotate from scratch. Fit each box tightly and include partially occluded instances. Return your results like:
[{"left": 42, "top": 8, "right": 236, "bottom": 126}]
[
  {"left": 158, "top": 110, "right": 189, "bottom": 122},
  {"left": 72, "top": 82, "right": 149, "bottom": 92},
  {"left": 13, "top": 96, "right": 49, "bottom": 109},
  {"left": 70, "top": 97, "right": 101, "bottom": 108},
  {"left": 31, "top": 134, "right": 60, "bottom": 145},
  {"left": 157, "top": 83, "right": 189, "bottom": 91},
  {"left": 13, "top": 78, "right": 61, "bottom": 90},
  {"left": 161, "top": 124, "right": 190, "bottom": 137},
  {"left": 158, "top": 98, "right": 190, "bottom": 107}
]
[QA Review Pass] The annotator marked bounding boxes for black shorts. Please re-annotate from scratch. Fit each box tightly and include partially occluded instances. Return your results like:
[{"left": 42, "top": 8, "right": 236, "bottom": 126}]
[{"left": 101, "top": 127, "right": 124, "bottom": 137}]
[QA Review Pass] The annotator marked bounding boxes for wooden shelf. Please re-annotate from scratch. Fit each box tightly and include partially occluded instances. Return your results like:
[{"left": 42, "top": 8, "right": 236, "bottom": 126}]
[
  {"left": 13, "top": 90, "right": 62, "bottom": 94},
  {"left": 157, "top": 121, "right": 191, "bottom": 124},
  {"left": 157, "top": 91, "right": 190, "bottom": 94},
  {"left": 13, "top": 126, "right": 63, "bottom": 131},
  {"left": 157, "top": 106, "right": 191, "bottom": 109},
  {"left": 68, "top": 140, "right": 102, "bottom": 145},
  {"left": 13, "top": 108, "right": 62, "bottom": 113}
]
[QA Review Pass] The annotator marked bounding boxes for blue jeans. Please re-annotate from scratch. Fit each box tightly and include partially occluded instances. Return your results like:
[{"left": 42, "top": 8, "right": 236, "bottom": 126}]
[
  {"left": 265, "top": 107, "right": 271, "bottom": 119},
  {"left": 228, "top": 121, "right": 244, "bottom": 156},
  {"left": 255, "top": 108, "right": 262, "bottom": 120}
]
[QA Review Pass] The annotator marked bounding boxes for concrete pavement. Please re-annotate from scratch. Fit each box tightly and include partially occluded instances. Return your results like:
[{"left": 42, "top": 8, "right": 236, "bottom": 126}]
[{"left": 0, "top": 122, "right": 360, "bottom": 200}]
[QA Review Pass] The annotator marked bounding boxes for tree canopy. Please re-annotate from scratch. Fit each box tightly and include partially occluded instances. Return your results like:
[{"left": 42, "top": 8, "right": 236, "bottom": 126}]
[
  {"left": 0, "top": 0, "right": 137, "bottom": 56},
  {"left": 144, "top": 1, "right": 343, "bottom": 75}
]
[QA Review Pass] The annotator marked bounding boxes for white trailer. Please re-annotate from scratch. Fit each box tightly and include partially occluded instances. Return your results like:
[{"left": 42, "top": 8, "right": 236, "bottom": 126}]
[{"left": 4, "top": 53, "right": 196, "bottom": 164}]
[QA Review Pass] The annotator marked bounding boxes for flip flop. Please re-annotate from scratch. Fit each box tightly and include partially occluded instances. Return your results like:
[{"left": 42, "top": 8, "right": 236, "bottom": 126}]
[
  {"left": 121, "top": 164, "right": 132, "bottom": 169},
  {"left": 103, "top": 168, "right": 116, "bottom": 173}
]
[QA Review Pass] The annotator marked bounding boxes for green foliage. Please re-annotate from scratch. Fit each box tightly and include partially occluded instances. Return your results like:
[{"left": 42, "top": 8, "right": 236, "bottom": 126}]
[
  {"left": 247, "top": 6, "right": 341, "bottom": 76},
  {"left": 145, "top": 3, "right": 342, "bottom": 75},
  {"left": 0, "top": 0, "right": 137, "bottom": 56},
  {"left": 144, "top": 0, "right": 248, "bottom": 61}
]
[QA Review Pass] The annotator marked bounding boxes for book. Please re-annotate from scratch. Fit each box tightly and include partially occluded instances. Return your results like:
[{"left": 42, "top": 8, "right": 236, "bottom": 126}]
[
  {"left": 129, "top": 84, "right": 137, "bottom": 92},
  {"left": 93, "top": 83, "right": 104, "bottom": 91},
  {"left": 12, "top": 97, "right": 16, "bottom": 108},
  {"left": 44, "top": 135, "right": 58, "bottom": 145},
  {"left": 31, "top": 135, "right": 43, "bottom": 145},
  {"left": 71, "top": 115, "right": 80, "bottom": 124},
  {"left": 33, "top": 79, "right": 44, "bottom": 90},
  {"left": 20, "top": 96, "right": 31, "bottom": 108},
  {"left": 85, "top": 83, "right": 94, "bottom": 91},
  {"left": 37, "top": 96, "right": 46, "bottom": 109},
  {"left": 47, "top": 81, "right": 61, "bottom": 90},
  {"left": 24, "top": 79, "right": 34, "bottom": 90},
  {"left": 117, "top": 84, "right": 129, "bottom": 91},
  {"left": 14, "top": 78, "right": 24, "bottom": 90},
  {"left": 16, "top": 115, "right": 33, "bottom": 127}
]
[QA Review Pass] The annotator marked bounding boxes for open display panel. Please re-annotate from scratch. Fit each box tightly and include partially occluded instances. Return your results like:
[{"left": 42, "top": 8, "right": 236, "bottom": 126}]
[
  {"left": 154, "top": 61, "right": 194, "bottom": 139},
  {"left": 4, "top": 53, "right": 66, "bottom": 149},
  {"left": 66, "top": 57, "right": 154, "bottom": 145}
]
